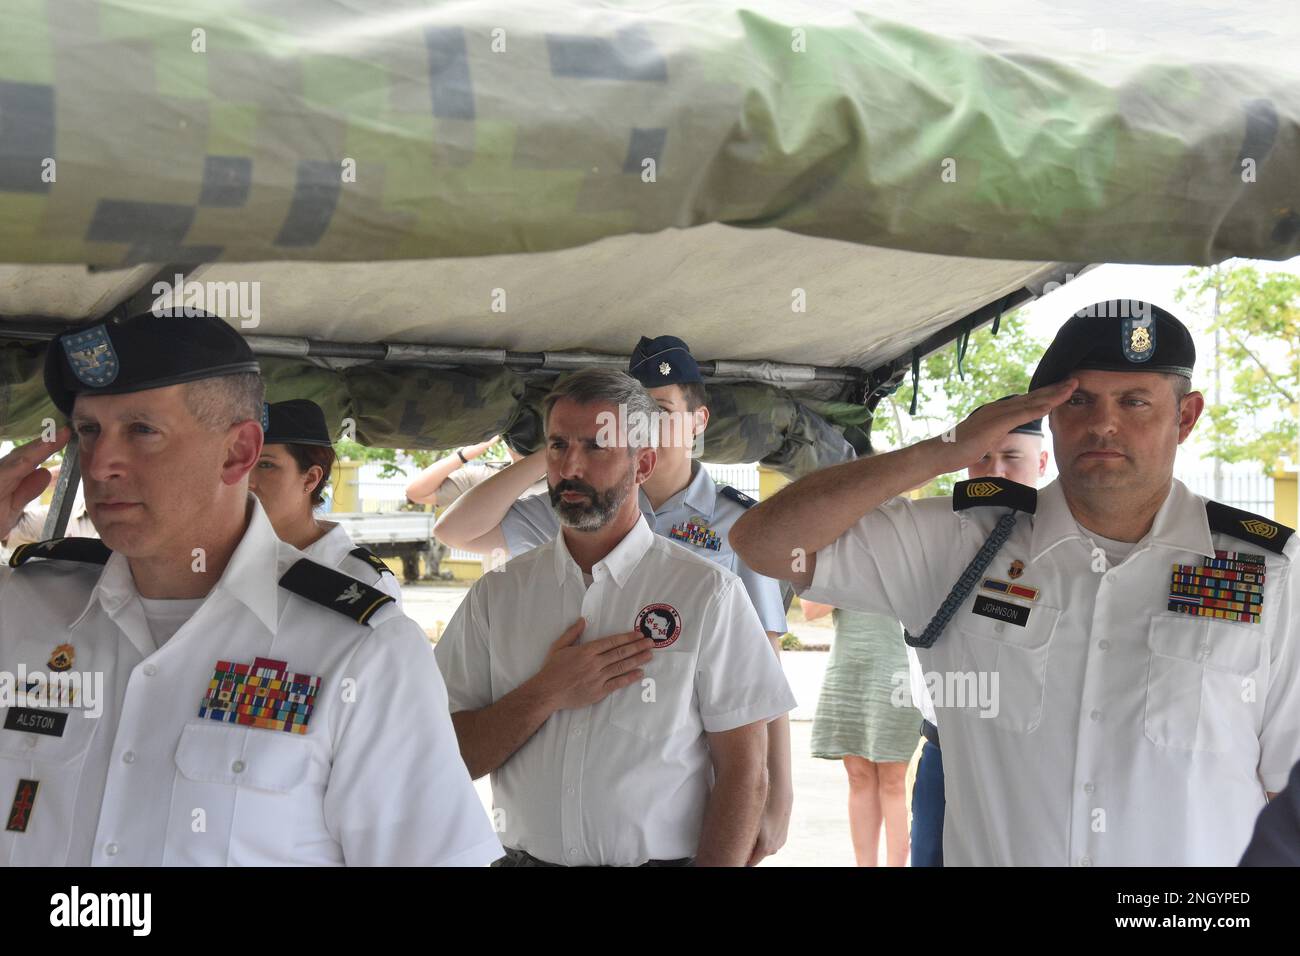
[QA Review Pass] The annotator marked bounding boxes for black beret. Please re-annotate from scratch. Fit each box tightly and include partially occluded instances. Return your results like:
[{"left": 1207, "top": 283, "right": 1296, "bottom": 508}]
[
  {"left": 1029, "top": 300, "right": 1195, "bottom": 392},
  {"left": 45, "top": 311, "right": 260, "bottom": 415},
  {"left": 993, "top": 394, "right": 1043, "bottom": 436},
  {"left": 628, "top": 334, "right": 702, "bottom": 387},
  {"left": 263, "top": 399, "right": 333, "bottom": 447}
]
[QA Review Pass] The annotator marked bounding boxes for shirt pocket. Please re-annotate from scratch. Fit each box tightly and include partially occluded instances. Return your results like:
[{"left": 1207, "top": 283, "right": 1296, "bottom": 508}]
[
  {"left": 1144, "top": 615, "right": 1262, "bottom": 753},
  {"left": 608, "top": 652, "right": 698, "bottom": 742},
  {"left": 170, "top": 722, "right": 328, "bottom": 865},
  {"left": 955, "top": 604, "right": 1060, "bottom": 734},
  {"left": 0, "top": 709, "right": 101, "bottom": 864}
]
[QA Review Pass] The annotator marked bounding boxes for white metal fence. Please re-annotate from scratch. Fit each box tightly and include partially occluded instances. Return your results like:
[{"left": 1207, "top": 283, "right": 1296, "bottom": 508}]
[{"left": 1175, "top": 465, "right": 1274, "bottom": 518}]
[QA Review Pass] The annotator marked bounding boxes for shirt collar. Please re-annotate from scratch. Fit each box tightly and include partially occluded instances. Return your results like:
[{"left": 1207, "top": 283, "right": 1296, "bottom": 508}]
[
  {"left": 642, "top": 461, "right": 716, "bottom": 521},
  {"left": 71, "top": 495, "right": 283, "bottom": 635},
  {"left": 1143, "top": 479, "right": 1215, "bottom": 556},
  {"left": 1029, "top": 478, "right": 1212, "bottom": 561},
  {"left": 552, "top": 513, "right": 655, "bottom": 588}
]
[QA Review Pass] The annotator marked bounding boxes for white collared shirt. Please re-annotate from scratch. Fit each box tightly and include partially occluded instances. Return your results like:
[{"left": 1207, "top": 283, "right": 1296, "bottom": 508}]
[
  {"left": 0, "top": 498, "right": 501, "bottom": 867},
  {"left": 501, "top": 463, "right": 788, "bottom": 633},
  {"left": 435, "top": 514, "right": 796, "bottom": 866},
  {"left": 303, "top": 522, "right": 403, "bottom": 605},
  {"left": 803, "top": 478, "right": 1300, "bottom": 866},
  {"left": 905, "top": 645, "right": 938, "bottom": 727}
]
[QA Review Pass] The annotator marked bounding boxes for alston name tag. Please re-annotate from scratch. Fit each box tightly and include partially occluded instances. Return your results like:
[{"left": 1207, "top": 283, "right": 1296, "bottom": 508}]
[{"left": 3, "top": 707, "right": 68, "bottom": 738}]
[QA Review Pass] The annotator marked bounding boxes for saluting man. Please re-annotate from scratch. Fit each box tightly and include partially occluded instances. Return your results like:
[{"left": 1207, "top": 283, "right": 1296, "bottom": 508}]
[
  {"left": 434, "top": 335, "right": 793, "bottom": 862},
  {"left": 0, "top": 312, "right": 500, "bottom": 866},
  {"left": 732, "top": 300, "right": 1300, "bottom": 866},
  {"left": 435, "top": 369, "right": 795, "bottom": 866},
  {"left": 249, "top": 398, "right": 402, "bottom": 605}
]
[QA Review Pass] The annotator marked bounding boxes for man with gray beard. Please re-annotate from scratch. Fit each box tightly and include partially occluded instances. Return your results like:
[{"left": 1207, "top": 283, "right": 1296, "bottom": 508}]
[{"left": 435, "top": 369, "right": 795, "bottom": 866}]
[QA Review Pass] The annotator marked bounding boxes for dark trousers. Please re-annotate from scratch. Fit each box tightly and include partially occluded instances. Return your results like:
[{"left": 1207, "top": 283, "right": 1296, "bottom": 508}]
[{"left": 911, "top": 735, "right": 945, "bottom": 867}]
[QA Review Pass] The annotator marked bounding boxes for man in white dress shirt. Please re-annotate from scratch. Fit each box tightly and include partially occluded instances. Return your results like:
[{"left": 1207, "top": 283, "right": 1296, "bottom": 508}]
[
  {"left": 734, "top": 301, "right": 1300, "bottom": 866},
  {"left": 0, "top": 312, "right": 499, "bottom": 866},
  {"left": 435, "top": 369, "right": 795, "bottom": 866},
  {"left": 908, "top": 398, "right": 1049, "bottom": 867}
]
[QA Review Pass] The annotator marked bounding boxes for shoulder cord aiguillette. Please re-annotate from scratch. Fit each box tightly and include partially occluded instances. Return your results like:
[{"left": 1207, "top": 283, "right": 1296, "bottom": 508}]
[{"left": 904, "top": 511, "right": 1019, "bottom": 648}]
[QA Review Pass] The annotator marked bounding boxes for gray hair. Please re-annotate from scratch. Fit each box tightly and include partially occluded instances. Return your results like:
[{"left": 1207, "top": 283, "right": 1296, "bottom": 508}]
[
  {"left": 184, "top": 372, "right": 265, "bottom": 431},
  {"left": 543, "top": 368, "right": 660, "bottom": 451}
]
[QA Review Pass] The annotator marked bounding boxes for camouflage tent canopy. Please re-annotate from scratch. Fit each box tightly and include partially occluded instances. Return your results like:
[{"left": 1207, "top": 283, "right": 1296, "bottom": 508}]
[{"left": 1, "top": 1, "right": 1297, "bottom": 473}]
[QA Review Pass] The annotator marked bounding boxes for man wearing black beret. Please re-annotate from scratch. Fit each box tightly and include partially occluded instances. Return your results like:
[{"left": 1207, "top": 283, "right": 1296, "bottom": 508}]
[
  {"left": 0, "top": 312, "right": 499, "bottom": 866},
  {"left": 734, "top": 299, "right": 1299, "bottom": 866}
]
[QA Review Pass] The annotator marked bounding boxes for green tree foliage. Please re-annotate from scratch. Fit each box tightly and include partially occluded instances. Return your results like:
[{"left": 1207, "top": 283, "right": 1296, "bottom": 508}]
[
  {"left": 1175, "top": 265, "right": 1299, "bottom": 473},
  {"left": 334, "top": 438, "right": 510, "bottom": 480},
  {"left": 873, "top": 311, "right": 1046, "bottom": 496}
]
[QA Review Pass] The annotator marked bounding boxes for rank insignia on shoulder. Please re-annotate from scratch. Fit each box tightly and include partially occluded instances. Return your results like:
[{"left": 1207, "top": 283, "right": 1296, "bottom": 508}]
[
  {"left": 350, "top": 546, "right": 394, "bottom": 577},
  {"left": 279, "top": 559, "right": 394, "bottom": 624},
  {"left": 199, "top": 657, "right": 321, "bottom": 734},
  {"left": 719, "top": 486, "right": 756, "bottom": 509},
  {"left": 1205, "top": 501, "right": 1294, "bottom": 556},
  {"left": 9, "top": 537, "right": 112, "bottom": 568},
  {"left": 953, "top": 477, "right": 1037, "bottom": 514}
]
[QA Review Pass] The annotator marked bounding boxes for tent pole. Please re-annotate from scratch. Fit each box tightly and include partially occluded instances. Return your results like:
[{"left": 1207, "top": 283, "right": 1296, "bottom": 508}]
[{"left": 41, "top": 439, "right": 80, "bottom": 540}]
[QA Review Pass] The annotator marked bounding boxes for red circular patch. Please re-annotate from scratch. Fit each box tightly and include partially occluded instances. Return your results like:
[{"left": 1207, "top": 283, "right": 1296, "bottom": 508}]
[{"left": 635, "top": 603, "right": 682, "bottom": 648}]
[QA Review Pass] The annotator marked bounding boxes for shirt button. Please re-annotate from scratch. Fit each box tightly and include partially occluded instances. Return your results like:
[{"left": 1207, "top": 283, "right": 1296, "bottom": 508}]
[
  {"left": 1083, "top": 782, "right": 1095, "bottom": 794},
  {"left": 1098, "top": 640, "right": 1111, "bottom": 651},
  {"left": 24, "top": 735, "right": 37, "bottom": 750},
  {"left": 105, "top": 843, "right": 120, "bottom": 857},
  {"left": 1079, "top": 856, "right": 1092, "bottom": 867},
  {"left": 568, "top": 848, "right": 578, "bottom": 859},
  {"left": 1090, "top": 710, "right": 1101, "bottom": 721},
  {"left": 231, "top": 760, "right": 246, "bottom": 774},
  {"left": 566, "top": 787, "right": 575, "bottom": 795},
  {"left": 122, "top": 751, "right": 136, "bottom": 764},
  {"left": 142, "top": 663, "right": 157, "bottom": 677},
  {"left": 572, "top": 728, "right": 583, "bottom": 737},
  {"left": 1105, "top": 573, "right": 1116, "bottom": 583},
  {"left": 994, "top": 623, "right": 1005, "bottom": 633}
]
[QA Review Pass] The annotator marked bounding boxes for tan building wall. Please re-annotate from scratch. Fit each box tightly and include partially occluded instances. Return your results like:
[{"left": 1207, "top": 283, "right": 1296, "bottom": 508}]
[{"left": 1273, "top": 467, "right": 1298, "bottom": 529}]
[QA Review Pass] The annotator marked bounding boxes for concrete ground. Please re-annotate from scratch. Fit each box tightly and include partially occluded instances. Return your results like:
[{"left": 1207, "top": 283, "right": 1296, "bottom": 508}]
[{"left": 402, "top": 581, "right": 920, "bottom": 867}]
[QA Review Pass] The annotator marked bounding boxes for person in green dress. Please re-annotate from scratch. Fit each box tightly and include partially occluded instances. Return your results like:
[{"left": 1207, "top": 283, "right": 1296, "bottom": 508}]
[{"left": 806, "top": 602, "right": 919, "bottom": 866}]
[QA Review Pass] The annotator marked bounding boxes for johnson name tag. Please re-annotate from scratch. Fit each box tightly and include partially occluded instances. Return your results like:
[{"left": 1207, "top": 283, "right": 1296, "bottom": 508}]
[{"left": 971, "top": 594, "right": 1031, "bottom": 628}]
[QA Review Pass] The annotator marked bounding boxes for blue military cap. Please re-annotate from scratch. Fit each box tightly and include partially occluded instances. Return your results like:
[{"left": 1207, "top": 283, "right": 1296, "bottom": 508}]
[
  {"left": 45, "top": 311, "right": 260, "bottom": 415},
  {"left": 1029, "top": 300, "right": 1195, "bottom": 392},
  {"left": 628, "top": 335, "right": 702, "bottom": 387},
  {"left": 994, "top": 394, "right": 1043, "bottom": 436},
  {"left": 263, "top": 399, "right": 334, "bottom": 447}
]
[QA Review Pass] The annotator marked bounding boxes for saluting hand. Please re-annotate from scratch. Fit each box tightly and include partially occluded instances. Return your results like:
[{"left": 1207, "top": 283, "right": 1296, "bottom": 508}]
[
  {"left": 937, "top": 379, "right": 1076, "bottom": 473},
  {"left": 0, "top": 428, "right": 70, "bottom": 540},
  {"left": 532, "top": 618, "right": 655, "bottom": 713}
]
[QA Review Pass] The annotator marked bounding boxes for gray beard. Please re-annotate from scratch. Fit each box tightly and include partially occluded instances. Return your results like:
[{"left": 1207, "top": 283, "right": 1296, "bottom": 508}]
[{"left": 551, "top": 472, "right": 634, "bottom": 531}]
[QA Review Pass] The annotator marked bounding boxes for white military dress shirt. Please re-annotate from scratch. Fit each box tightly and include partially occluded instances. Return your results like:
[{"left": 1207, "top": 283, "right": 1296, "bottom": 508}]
[
  {"left": 0, "top": 498, "right": 501, "bottom": 867},
  {"left": 436, "top": 514, "right": 796, "bottom": 866},
  {"left": 501, "top": 462, "right": 788, "bottom": 633},
  {"left": 302, "top": 522, "right": 403, "bottom": 605},
  {"left": 803, "top": 478, "right": 1300, "bottom": 866}
]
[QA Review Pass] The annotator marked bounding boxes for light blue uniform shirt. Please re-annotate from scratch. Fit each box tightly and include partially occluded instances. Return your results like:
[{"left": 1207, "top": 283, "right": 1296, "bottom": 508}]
[{"left": 501, "top": 462, "right": 788, "bottom": 634}]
